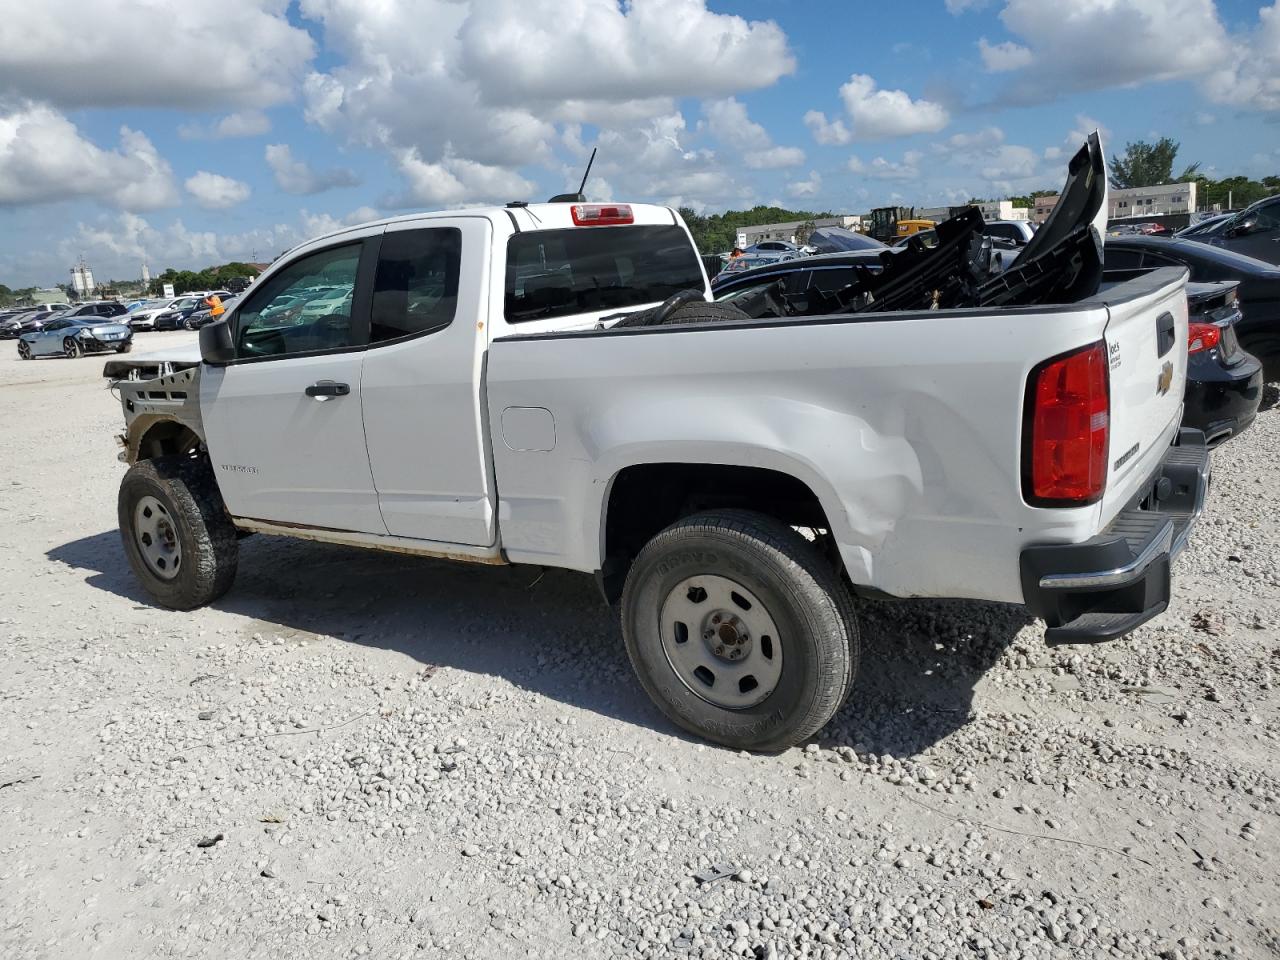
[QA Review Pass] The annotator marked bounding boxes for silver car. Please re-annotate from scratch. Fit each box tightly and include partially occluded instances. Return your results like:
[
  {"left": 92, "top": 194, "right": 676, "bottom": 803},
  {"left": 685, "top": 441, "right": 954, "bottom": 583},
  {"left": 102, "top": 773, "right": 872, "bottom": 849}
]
[{"left": 17, "top": 316, "right": 133, "bottom": 359}]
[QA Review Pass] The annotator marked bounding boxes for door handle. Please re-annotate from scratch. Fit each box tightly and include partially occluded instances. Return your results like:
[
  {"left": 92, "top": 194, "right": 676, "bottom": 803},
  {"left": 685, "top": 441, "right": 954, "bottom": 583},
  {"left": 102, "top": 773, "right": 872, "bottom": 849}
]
[{"left": 305, "top": 381, "right": 350, "bottom": 401}]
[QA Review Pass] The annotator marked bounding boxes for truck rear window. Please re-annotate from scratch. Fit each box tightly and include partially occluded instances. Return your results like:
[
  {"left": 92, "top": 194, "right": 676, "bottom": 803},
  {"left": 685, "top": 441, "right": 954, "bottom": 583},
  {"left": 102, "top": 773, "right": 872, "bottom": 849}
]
[{"left": 505, "top": 225, "right": 703, "bottom": 323}]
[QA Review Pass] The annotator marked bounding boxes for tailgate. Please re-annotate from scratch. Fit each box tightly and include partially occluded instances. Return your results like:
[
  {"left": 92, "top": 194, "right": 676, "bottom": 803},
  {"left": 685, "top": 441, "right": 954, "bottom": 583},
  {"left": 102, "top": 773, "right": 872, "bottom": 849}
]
[{"left": 1097, "top": 267, "right": 1189, "bottom": 522}]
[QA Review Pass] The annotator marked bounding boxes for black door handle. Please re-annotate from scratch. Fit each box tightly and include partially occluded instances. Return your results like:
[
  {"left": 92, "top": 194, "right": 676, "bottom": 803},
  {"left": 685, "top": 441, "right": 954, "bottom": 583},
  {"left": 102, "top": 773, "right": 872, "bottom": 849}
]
[{"left": 305, "top": 381, "right": 350, "bottom": 398}]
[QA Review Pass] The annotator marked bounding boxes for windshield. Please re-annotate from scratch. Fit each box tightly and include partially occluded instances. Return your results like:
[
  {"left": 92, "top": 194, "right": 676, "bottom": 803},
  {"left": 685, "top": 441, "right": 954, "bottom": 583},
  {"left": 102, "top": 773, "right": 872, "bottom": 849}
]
[{"left": 504, "top": 225, "right": 703, "bottom": 323}]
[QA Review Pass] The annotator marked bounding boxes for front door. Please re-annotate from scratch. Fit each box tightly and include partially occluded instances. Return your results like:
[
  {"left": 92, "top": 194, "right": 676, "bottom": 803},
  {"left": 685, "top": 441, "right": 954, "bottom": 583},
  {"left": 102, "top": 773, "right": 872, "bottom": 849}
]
[
  {"left": 359, "top": 219, "right": 496, "bottom": 545},
  {"left": 200, "top": 237, "right": 387, "bottom": 535}
]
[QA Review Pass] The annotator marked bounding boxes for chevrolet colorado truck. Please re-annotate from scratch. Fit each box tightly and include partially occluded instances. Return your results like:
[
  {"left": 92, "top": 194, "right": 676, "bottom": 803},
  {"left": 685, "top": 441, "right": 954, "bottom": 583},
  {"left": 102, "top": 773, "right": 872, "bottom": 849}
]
[{"left": 106, "top": 136, "right": 1210, "bottom": 751}]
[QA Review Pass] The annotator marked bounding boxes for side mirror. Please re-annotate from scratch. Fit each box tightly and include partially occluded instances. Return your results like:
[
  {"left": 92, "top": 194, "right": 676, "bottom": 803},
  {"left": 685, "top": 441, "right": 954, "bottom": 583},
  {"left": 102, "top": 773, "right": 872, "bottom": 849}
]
[{"left": 199, "top": 320, "right": 235, "bottom": 364}]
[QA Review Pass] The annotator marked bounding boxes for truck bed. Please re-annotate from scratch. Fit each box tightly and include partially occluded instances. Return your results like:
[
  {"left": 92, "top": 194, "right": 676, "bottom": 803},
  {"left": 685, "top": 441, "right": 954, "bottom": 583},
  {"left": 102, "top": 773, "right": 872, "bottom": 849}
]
[{"left": 484, "top": 267, "right": 1189, "bottom": 607}]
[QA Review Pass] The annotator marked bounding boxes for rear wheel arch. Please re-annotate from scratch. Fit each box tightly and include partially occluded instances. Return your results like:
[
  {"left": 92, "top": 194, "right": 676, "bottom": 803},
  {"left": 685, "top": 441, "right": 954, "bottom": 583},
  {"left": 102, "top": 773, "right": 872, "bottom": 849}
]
[{"left": 597, "top": 461, "right": 845, "bottom": 604}]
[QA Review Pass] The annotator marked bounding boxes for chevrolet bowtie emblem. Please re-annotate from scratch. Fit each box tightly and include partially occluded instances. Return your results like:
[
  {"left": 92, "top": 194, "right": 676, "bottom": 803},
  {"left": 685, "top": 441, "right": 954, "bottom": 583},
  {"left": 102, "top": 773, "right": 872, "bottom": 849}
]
[{"left": 1156, "top": 360, "right": 1173, "bottom": 396}]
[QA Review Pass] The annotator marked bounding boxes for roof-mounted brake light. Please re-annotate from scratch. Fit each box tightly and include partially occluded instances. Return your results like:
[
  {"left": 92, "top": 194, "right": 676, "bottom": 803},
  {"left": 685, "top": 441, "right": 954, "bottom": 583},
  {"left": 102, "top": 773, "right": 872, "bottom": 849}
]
[{"left": 571, "top": 203, "right": 633, "bottom": 227}]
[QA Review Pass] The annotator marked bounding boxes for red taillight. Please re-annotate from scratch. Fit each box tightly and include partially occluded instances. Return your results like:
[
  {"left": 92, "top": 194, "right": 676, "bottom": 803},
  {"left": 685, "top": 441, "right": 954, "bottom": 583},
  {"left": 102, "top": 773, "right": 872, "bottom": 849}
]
[
  {"left": 1024, "top": 341, "right": 1109, "bottom": 506},
  {"left": 571, "top": 203, "right": 633, "bottom": 226},
  {"left": 1187, "top": 322, "right": 1221, "bottom": 354}
]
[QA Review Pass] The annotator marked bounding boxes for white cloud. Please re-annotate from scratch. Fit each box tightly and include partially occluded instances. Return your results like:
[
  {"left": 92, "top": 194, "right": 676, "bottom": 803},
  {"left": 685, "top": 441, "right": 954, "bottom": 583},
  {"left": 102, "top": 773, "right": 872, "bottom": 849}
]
[
  {"left": 0, "top": 102, "right": 178, "bottom": 211},
  {"left": 185, "top": 171, "right": 251, "bottom": 209},
  {"left": 179, "top": 110, "right": 272, "bottom": 141},
  {"left": 456, "top": 0, "right": 794, "bottom": 104},
  {"left": 983, "top": 0, "right": 1230, "bottom": 103},
  {"left": 265, "top": 143, "right": 359, "bottom": 195},
  {"left": 849, "top": 151, "right": 924, "bottom": 181},
  {"left": 978, "top": 38, "right": 1032, "bottom": 72},
  {"left": 786, "top": 171, "right": 821, "bottom": 199},
  {"left": 0, "top": 1, "right": 314, "bottom": 109},
  {"left": 933, "top": 127, "right": 1006, "bottom": 153},
  {"left": 388, "top": 149, "right": 535, "bottom": 207},
  {"left": 703, "top": 98, "right": 804, "bottom": 170},
  {"left": 1204, "top": 1, "right": 1280, "bottom": 111},
  {"left": 945, "top": 0, "right": 990, "bottom": 12},
  {"left": 832, "top": 74, "right": 950, "bottom": 140},
  {"left": 299, "top": 0, "right": 795, "bottom": 205},
  {"left": 802, "top": 110, "right": 852, "bottom": 146}
]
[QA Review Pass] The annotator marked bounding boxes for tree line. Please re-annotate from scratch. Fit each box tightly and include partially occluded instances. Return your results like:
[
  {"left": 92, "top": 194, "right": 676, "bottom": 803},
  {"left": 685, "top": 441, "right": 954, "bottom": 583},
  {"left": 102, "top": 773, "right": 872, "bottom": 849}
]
[{"left": 678, "top": 205, "right": 835, "bottom": 255}]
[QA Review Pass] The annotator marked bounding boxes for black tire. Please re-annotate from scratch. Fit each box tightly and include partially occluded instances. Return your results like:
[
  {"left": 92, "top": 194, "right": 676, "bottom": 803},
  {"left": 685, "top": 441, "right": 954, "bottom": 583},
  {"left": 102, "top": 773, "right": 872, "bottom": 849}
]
[
  {"left": 184, "top": 318, "right": 196, "bottom": 331},
  {"left": 118, "top": 456, "right": 238, "bottom": 610},
  {"left": 620, "top": 509, "right": 859, "bottom": 752},
  {"left": 17, "top": 340, "right": 31, "bottom": 360},
  {"left": 63, "top": 337, "right": 82, "bottom": 359},
  {"left": 116, "top": 341, "right": 133, "bottom": 354}
]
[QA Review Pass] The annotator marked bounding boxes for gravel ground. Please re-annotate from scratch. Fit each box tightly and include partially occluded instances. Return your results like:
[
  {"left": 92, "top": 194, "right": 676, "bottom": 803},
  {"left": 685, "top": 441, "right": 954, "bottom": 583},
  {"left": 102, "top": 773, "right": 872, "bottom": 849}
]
[{"left": 1, "top": 331, "right": 1278, "bottom": 960}]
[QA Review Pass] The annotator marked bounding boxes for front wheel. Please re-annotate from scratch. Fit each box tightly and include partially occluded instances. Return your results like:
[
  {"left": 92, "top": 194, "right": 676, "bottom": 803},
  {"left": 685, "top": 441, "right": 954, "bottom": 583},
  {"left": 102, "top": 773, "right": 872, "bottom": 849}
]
[
  {"left": 63, "top": 337, "right": 82, "bottom": 359},
  {"left": 118, "top": 457, "right": 239, "bottom": 609},
  {"left": 621, "top": 509, "right": 859, "bottom": 752},
  {"left": 184, "top": 317, "right": 197, "bottom": 330},
  {"left": 116, "top": 341, "right": 133, "bottom": 354},
  {"left": 17, "top": 340, "right": 31, "bottom": 360}
]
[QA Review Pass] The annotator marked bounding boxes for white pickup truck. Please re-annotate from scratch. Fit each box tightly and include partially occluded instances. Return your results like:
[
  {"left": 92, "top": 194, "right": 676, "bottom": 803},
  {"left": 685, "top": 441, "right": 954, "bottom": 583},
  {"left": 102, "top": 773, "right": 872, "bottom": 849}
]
[{"left": 107, "top": 137, "right": 1210, "bottom": 751}]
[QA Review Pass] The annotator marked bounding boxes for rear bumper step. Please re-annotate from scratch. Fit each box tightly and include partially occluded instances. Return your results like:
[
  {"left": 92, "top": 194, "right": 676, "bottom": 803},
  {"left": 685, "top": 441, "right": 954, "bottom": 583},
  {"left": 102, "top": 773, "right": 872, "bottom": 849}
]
[{"left": 1020, "top": 428, "right": 1211, "bottom": 645}]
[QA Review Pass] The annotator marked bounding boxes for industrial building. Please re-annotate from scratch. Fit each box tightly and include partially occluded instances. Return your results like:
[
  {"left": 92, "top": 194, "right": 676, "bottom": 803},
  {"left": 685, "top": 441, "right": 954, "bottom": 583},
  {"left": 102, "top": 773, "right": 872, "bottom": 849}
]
[
  {"left": 69, "top": 258, "right": 95, "bottom": 298},
  {"left": 916, "top": 200, "right": 1030, "bottom": 223}
]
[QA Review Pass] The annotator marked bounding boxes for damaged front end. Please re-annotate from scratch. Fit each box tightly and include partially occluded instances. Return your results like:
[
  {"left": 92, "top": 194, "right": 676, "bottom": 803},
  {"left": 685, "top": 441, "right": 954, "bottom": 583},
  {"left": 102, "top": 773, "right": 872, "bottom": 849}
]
[{"left": 104, "top": 359, "right": 205, "bottom": 464}]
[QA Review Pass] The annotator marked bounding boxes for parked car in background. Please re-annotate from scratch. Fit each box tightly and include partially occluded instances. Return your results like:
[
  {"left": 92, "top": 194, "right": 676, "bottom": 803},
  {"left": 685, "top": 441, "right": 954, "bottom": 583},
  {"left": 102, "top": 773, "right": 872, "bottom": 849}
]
[
  {"left": 130, "top": 295, "right": 219, "bottom": 331},
  {"left": 154, "top": 297, "right": 206, "bottom": 331},
  {"left": 1197, "top": 195, "right": 1280, "bottom": 266},
  {"left": 1175, "top": 212, "right": 1236, "bottom": 240},
  {"left": 180, "top": 295, "right": 238, "bottom": 330},
  {"left": 711, "top": 253, "right": 799, "bottom": 286},
  {"left": 0, "top": 310, "right": 29, "bottom": 338},
  {"left": 16, "top": 301, "right": 119, "bottom": 332},
  {"left": 742, "top": 240, "right": 813, "bottom": 258},
  {"left": 984, "top": 220, "right": 1037, "bottom": 245},
  {"left": 65, "top": 301, "right": 129, "bottom": 319},
  {"left": 1182, "top": 281, "right": 1263, "bottom": 445},
  {"left": 1105, "top": 235, "right": 1280, "bottom": 369},
  {"left": 16, "top": 315, "right": 132, "bottom": 359},
  {"left": 711, "top": 250, "right": 885, "bottom": 298}
]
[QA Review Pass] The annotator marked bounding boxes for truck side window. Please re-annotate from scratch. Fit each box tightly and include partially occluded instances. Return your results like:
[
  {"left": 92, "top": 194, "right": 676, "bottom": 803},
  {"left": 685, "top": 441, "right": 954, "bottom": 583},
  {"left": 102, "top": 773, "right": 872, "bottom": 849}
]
[
  {"left": 235, "top": 244, "right": 361, "bottom": 359},
  {"left": 370, "top": 228, "right": 461, "bottom": 343}
]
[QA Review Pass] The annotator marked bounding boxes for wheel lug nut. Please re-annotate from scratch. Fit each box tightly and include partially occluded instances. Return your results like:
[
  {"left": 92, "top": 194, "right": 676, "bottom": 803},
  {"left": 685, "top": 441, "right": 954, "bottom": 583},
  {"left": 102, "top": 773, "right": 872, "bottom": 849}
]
[{"left": 715, "top": 646, "right": 724, "bottom": 655}]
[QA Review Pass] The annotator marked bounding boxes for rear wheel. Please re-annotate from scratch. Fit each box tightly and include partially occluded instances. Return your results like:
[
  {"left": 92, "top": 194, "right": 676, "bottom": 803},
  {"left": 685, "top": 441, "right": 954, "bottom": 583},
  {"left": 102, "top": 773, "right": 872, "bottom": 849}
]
[
  {"left": 17, "top": 340, "right": 31, "bottom": 360},
  {"left": 119, "top": 456, "right": 238, "bottom": 610},
  {"left": 621, "top": 509, "right": 858, "bottom": 752},
  {"left": 63, "top": 337, "right": 82, "bottom": 359}
]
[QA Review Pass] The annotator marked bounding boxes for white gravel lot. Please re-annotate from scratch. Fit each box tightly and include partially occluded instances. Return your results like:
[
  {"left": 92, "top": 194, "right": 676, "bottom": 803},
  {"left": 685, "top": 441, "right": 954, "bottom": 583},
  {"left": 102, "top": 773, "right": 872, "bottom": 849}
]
[{"left": 1, "top": 330, "right": 1278, "bottom": 960}]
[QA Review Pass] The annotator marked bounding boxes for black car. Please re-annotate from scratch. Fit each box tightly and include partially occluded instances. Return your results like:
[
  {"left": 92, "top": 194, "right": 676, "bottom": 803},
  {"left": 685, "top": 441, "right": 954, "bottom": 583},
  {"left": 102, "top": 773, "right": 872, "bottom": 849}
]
[
  {"left": 710, "top": 250, "right": 885, "bottom": 301},
  {"left": 1105, "top": 236, "right": 1280, "bottom": 369},
  {"left": 153, "top": 301, "right": 200, "bottom": 330},
  {"left": 182, "top": 294, "right": 237, "bottom": 330},
  {"left": 1182, "top": 281, "right": 1263, "bottom": 445},
  {"left": 1195, "top": 195, "right": 1280, "bottom": 266}
]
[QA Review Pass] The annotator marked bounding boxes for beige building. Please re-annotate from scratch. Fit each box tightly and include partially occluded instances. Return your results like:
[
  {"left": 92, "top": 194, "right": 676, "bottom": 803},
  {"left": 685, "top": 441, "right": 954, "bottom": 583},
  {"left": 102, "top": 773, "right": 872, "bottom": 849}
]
[
  {"left": 1109, "top": 182, "right": 1197, "bottom": 220},
  {"left": 1033, "top": 195, "right": 1060, "bottom": 223},
  {"left": 916, "top": 200, "right": 1029, "bottom": 223}
]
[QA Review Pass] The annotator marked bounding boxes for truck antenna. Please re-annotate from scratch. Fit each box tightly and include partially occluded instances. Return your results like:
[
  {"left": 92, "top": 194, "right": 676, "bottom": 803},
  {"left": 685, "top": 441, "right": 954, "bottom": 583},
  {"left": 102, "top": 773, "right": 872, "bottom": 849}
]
[{"left": 548, "top": 148, "right": 597, "bottom": 203}]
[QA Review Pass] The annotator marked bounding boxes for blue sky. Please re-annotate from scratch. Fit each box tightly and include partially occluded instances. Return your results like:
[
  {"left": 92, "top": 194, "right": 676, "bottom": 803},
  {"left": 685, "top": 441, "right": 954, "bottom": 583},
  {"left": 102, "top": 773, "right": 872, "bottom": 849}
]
[{"left": 1, "top": 0, "right": 1277, "bottom": 286}]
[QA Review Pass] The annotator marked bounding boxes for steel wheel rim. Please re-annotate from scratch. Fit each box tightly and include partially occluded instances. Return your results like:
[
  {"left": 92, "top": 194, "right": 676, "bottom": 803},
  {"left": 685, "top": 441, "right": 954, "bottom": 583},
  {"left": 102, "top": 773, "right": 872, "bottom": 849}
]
[
  {"left": 659, "top": 574, "right": 783, "bottom": 710},
  {"left": 133, "top": 495, "right": 182, "bottom": 580}
]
